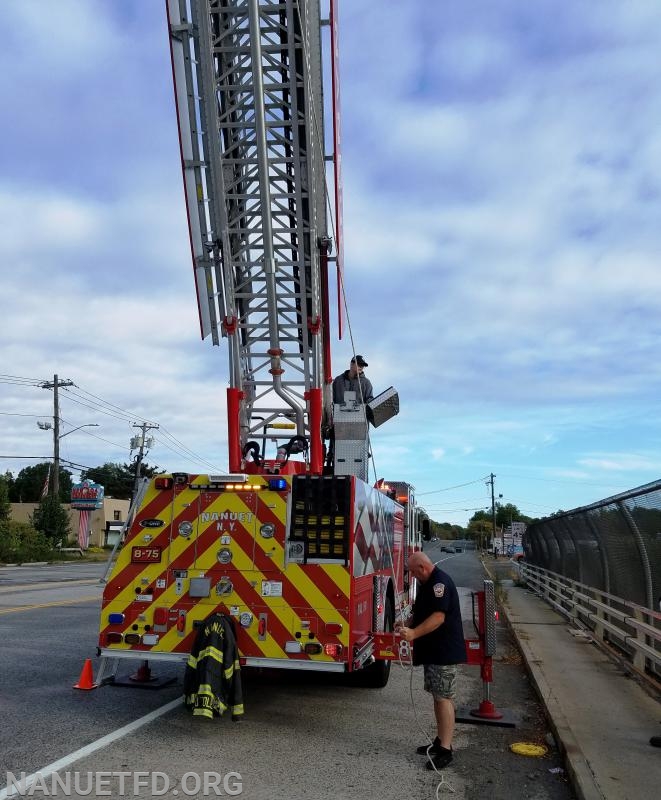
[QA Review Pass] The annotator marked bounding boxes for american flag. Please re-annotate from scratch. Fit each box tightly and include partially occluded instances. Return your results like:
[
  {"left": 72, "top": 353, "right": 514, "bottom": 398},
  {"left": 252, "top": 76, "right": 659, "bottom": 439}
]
[
  {"left": 78, "top": 509, "right": 90, "bottom": 550},
  {"left": 40, "top": 466, "right": 51, "bottom": 499}
]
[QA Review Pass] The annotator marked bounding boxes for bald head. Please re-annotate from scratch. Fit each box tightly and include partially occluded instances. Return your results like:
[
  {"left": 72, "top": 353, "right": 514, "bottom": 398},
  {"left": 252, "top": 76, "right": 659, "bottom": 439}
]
[{"left": 409, "top": 550, "right": 435, "bottom": 582}]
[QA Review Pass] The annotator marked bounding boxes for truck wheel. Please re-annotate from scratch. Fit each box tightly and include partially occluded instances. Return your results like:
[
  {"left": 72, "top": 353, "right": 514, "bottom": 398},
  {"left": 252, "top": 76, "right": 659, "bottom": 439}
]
[{"left": 358, "top": 597, "right": 394, "bottom": 689}]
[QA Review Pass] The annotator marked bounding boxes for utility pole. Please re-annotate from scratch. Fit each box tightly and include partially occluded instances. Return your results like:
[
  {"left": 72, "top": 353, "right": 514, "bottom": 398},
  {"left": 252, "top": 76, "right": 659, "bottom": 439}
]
[
  {"left": 489, "top": 473, "right": 497, "bottom": 555},
  {"left": 131, "top": 422, "right": 159, "bottom": 500},
  {"left": 41, "top": 374, "right": 74, "bottom": 499}
]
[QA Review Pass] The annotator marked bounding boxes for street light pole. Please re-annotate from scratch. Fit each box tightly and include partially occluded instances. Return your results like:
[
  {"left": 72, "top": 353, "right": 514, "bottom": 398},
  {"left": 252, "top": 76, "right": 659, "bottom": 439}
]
[
  {"left": 59, "top": 423, "right": 100, "bottom": 439},
  {"left": 37, "top": 408, "right": 99, "bottom": 499}
]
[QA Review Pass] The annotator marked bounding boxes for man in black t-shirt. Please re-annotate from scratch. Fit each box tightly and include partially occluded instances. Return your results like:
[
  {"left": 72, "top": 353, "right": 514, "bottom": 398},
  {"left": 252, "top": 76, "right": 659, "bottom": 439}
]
[{"left": 399, "top": 551, "right": 467, "bottom": 770}]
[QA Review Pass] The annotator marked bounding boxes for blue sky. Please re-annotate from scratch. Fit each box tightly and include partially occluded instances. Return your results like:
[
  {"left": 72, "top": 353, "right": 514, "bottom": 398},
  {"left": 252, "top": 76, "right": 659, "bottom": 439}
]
[{"left": 2, "top": 0, "right": 661, "bottom": 526}]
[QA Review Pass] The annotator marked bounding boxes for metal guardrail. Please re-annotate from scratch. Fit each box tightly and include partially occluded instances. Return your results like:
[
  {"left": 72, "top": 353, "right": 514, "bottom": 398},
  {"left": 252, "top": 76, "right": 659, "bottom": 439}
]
[{"left": 520, "top": 562, "right": 661, "bottom": 683}]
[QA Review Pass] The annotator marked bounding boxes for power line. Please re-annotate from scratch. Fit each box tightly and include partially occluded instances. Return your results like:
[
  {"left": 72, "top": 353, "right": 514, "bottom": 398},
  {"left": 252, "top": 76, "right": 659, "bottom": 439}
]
[
  {"left": 418, "top": 475, "right": 491, "bottom": 496},
  {"left": 0, "top": 455, "right": 52, "bottom": 460},
  {"left": 0, "top": 374, "right": 44, "bottom": 386},
  {"left": 60, "top": 390, "right": 138, "bottom": 423},
  {"left": 66, "top": 385, "right": 225, "bottom": 472},
  {"left": 59, "top": 416, "right": 128, "bottom": 452},
  {"left": 0, "top": 412, "right": 46, "bottom": 418},
  {"left": 72, "top": 385, "right": 156, "bottom": 422},
  {"left": 425, "top": 506, "right": 490, "bottom": 512},
  {"left": 3, "top": 376, "right": 226, "bottom": 475},
  {"left": 59, "top": 458, "right": 97, "bottom": 471}
]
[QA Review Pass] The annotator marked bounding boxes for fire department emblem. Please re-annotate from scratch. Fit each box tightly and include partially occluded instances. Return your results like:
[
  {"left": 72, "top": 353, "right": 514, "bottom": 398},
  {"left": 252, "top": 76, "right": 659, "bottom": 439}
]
[{"left": 433, "top": 583, "right": 445, "bottom": 598}]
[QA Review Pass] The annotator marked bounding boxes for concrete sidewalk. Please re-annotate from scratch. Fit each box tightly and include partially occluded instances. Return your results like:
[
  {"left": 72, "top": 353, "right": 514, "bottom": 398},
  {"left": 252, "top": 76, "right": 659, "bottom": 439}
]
[{"left": 502, "top": 583, "right": 661, "bottom": 800}]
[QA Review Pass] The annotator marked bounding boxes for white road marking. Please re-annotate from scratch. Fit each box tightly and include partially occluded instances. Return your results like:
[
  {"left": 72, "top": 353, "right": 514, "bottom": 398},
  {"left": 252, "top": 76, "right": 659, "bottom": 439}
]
[{"left": 0, "top": 697, "right": 183, "bottom": 799}]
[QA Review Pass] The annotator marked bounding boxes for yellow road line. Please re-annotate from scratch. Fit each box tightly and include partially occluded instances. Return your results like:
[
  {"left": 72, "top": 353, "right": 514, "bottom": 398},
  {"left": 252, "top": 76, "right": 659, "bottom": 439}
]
[
  {"left": 0, "top": 594, "right": 101, "bottom": 615},
  {"left": 0, "top": 579, "right": 100, "bottom": 595}
]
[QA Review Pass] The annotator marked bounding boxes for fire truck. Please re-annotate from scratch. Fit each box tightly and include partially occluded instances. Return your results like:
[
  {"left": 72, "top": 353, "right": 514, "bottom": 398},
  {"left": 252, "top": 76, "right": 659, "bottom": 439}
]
[{"left": 97, "top": 0, "right": 425, "bottom": 688}]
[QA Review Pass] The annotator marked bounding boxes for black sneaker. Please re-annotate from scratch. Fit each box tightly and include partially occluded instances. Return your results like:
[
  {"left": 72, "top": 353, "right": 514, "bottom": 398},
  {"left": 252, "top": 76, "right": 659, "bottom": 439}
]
[
  {"left": 425, "top": 747, "right": 453, "bottom": 771},
  {"left": 416, "top": 737, "right": 441, "bottom": 755}
]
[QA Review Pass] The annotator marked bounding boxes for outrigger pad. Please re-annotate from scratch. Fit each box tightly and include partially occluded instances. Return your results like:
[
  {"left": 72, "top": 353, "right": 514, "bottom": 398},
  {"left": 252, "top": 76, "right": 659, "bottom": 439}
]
[
  {"left": 367, "top": 386, "right": 399, "bottom": 428},
  {"left": 455, "top": 707, "right": 517, "bottom": 728},
  {"left": 109, "top": 675, "right": 178, "bottom": 689},
  {"left": 109, "top": 663, "right": 178, "bottom": 690}
]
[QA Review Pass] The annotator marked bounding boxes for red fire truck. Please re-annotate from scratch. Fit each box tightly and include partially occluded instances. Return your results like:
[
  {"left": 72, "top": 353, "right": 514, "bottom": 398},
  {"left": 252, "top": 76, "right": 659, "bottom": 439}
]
[{"left": 97, "top": 0, "right": 424, "bottom": 687}]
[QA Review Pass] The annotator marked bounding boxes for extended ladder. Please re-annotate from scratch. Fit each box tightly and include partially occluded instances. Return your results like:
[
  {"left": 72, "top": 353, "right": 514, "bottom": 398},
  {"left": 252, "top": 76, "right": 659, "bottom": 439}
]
[{"left": 167, "top": 0, "right": 336, "bottom": 470}]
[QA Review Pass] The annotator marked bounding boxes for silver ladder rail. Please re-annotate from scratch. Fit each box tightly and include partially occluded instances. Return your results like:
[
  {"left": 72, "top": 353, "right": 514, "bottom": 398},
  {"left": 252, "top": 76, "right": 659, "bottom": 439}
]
[
  {"left": 167, "top": 0, "right": 330, "bottom": 451},
  {"left": 99, "top": 478, "right": 150, "bottom": 585}
]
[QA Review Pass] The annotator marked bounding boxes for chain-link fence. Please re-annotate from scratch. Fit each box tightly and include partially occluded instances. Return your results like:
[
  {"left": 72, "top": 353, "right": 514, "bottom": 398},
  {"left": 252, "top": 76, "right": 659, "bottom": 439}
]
[{"left": 524, "top": 480, "right": 661, "bottom": 611}]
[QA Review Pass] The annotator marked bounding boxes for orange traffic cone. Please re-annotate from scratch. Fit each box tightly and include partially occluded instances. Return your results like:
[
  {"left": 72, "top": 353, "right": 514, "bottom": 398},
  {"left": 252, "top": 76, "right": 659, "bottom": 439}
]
[{"left": 73, "top": 658, "right": 97, "bottom": 690}]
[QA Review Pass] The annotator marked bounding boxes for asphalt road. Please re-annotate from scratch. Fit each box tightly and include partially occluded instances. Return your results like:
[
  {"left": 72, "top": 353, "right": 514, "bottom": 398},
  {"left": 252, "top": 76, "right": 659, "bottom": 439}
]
[{"left": 0, "top": 550, "right": 575, "bottom": 799}]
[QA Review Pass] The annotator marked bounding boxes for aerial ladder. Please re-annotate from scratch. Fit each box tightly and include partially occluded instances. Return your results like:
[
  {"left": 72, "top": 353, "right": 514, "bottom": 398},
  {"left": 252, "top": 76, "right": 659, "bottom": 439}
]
[{"left": 167, "top": 0, "right": 338, "bottom": 474}]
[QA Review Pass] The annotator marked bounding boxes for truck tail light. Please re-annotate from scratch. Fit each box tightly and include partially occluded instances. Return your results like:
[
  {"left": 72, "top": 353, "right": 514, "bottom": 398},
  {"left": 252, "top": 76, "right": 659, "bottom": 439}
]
[
  {"left": 153, "top": 607, "right": 169, "bottom": 626},
  {"left": 106, "top": 632, "right": 123, "bottom": 644},
  {"left": 324, "top": 644, "right": 343, "bottom": 658},
  {"left": 304, "top": 642, "right": 322, "bottom": 655},
  {"left": 325, "top": 622, "right": 343, "bottom": 635}
]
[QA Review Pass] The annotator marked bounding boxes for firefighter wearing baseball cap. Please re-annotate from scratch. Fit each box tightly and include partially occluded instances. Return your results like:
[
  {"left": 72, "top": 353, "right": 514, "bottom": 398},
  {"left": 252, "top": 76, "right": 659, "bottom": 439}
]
[{"left": 332, "top": 355, "right": 373, "bottom": 405}]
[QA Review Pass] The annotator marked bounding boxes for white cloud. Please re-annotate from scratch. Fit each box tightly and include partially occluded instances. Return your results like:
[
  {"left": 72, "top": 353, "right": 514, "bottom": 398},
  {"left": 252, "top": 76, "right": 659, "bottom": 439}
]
[{"left": 578, "top": 454, "right": 661, "bottom": 472}]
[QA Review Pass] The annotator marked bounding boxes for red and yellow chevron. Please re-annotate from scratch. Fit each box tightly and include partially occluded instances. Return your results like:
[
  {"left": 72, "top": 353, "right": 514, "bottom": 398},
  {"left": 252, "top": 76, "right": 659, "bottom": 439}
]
[{"left": 99, "top": 475, "right": 352, "bottom": 667}]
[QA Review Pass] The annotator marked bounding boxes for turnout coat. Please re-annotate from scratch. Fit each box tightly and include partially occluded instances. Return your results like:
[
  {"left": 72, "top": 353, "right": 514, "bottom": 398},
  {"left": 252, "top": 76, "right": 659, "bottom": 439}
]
[{"left": 184, "top": 613, "right": 244, "bottom": 719}]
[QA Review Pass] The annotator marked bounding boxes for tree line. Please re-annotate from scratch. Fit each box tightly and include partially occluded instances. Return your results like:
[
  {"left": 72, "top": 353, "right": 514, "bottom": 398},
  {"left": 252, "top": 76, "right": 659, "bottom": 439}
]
[{"left": 2, "top": 461, "right": 162, "bottom": 503}]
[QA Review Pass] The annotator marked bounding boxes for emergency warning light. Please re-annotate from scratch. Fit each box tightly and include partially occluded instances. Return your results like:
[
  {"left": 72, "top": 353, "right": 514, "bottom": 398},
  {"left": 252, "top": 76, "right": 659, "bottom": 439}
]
[{"left": 268, "top": 478, "right": 287, "bottom": 491}]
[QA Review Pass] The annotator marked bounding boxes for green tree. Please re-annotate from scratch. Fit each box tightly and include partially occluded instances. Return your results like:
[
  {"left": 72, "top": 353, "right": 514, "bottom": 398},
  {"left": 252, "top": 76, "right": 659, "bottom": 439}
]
[
  {"left": 467, "top": 517, "right": 493, "bottom": 536},
  {"left": 0, "top": 521, "right": 53, "bottom": 563},
  {"left": 0, "top": 473, "right": 11, "bottom": 522},
  {"left": 496, "top": 502, "right": 521, "bottom": 527},
  {"left": 431, "top": 520, "right": 467, "bottom": 540},
  {"left": 9, "top": 462, "right": 73, "bottom": 503},
  {"left": 31, "top": 495, "right": 71, "bottom": 545},
  {"left": 468, "top": 503, "right": 533, "bottom": 529},
  {"left": 80, "top": 463, "right": 132, "bottom": 498},
  {"left": 80, "top": 461, "right": 163, "bottom": 500},
  {"left": 468, "top": 509, "right": 491, "bottom": 526}
]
